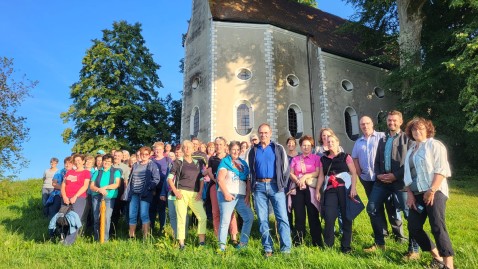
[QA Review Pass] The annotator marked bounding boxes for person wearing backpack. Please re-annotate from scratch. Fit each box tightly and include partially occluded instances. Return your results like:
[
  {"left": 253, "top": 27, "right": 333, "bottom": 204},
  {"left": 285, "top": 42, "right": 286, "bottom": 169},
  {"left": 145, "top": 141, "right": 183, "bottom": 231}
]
[{"left": 90, "top": 154, "right": 121, "bottom": 242}]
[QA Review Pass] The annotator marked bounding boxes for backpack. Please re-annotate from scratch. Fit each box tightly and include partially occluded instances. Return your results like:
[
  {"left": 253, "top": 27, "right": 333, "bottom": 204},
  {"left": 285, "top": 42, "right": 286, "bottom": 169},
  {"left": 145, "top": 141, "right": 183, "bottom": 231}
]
[
  {"left": 94, "top": 167, "right": 118, "bottom": 188},
  {"left": 54, "top": 204, "right": 73, "bottom": 241}
]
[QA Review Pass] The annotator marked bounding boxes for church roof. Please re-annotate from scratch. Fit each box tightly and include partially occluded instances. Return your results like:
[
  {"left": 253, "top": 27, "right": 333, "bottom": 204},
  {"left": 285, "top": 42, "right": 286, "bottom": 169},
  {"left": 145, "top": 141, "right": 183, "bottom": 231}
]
[{"left": 208, "top": 0, "right": 382, "bottom": 66}]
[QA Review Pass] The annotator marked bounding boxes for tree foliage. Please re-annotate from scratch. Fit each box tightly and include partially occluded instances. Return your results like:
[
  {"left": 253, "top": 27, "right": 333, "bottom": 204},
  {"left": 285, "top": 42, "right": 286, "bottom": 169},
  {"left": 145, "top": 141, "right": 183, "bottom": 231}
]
[
  {"left": 61, "top": 21, "right": 175, "bottom": 154},
  {"left": 343, "top": 0, "right": 478, "bottom": 168},
  {"left": 293, "top": 0, "right": 317, "bottom": 8},
  {"left": 0, "top": 57, "right": 37, "bottom": 178}
]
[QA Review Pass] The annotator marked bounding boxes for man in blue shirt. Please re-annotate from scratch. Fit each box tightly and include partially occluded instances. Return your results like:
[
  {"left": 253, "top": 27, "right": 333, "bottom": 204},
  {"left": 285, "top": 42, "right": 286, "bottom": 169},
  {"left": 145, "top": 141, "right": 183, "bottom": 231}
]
[
  {"left": 352, "top": 116, "right": 405, "bottom": 243},
  {"left": 247, "top": 123, "right": 291, "bottom": 257},
  {"left": 363, "top": 111, "right": 419, "bottom": 260}
]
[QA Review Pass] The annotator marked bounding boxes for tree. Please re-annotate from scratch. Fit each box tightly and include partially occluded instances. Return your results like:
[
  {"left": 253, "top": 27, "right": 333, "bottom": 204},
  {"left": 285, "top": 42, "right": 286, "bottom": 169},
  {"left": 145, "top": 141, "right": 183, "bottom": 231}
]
[
  {"left": 343, "top": 0, "right": 478, "bottom": 168},
  {"left": 61, "top": 21, "right": 171, "bottom": 153},
  {"left": 164, "top": 94, "right": 182, "bottom": 145},
  {"left": 0, "top": 57, "right": 37, "bottom": 178},
  {"left": 293, "top": 0, "right": 317, "bottom": 8},
  {"left": 445, "top": 0, "right": 478, "bottom": 132}
]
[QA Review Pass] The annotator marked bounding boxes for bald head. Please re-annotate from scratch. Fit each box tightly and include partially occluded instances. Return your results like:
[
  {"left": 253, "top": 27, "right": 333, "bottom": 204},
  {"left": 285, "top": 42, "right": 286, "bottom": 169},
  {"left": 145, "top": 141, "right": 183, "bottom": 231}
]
[{"left": 359, "top": 116, "right": 374, "bottom": 137}]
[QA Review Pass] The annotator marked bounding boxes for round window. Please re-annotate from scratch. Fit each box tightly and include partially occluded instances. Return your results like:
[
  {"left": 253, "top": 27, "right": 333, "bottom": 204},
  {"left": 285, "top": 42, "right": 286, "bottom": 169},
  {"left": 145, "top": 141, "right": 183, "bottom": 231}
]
[
  {"left": 341, "top": 79, "right": 353, "bottom": 92},
  {"left": 286, "top": 74, "right": 299, "bottom": 87},
  {"left": 236, "top": 68, "right": 252, "bottom": 81},
  {"left": 374, "top": 87, "right": 385, "bottom": 98}
]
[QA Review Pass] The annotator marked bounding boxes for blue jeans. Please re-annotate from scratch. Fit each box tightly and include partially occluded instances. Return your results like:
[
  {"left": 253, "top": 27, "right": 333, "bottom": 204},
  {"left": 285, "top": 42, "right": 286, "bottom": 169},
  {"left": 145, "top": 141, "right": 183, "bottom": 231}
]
[
  {"left": 367, "top": 182, "right": 419, "bottom": 252},
  {"left": 92, "top": 196, "right": 115, "bottom": 241},
  {"left": 254, "top": 182, "right": 291, "bottom": 253},
  {"left": 129, "top": 194, "right": 150, "bottom": 225},
  {"left": 217, "top": 192, "right": 254, "bottom": 247}
]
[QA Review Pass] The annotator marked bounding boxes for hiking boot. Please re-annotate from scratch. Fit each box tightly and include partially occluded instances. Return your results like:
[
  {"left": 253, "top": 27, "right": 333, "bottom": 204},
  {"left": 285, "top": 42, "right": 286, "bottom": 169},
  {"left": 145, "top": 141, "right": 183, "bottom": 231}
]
[
  {"left": 363, "top": 244, "right": 385, "bottom": 253},
  {"left": 402, "top": 251, "right": 420, "bottom": 261}
]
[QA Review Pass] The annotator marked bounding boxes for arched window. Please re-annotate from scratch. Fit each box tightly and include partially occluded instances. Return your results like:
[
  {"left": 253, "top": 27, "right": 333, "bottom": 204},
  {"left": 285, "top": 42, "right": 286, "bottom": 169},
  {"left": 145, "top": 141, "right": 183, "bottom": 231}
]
[
  {"left": 287, "top": 104, "right": 304, "bottom": 139},
  {"left": 235, "top": 101, "right": 253, "bottom": 136},
  {"left": 344, "top": 107, "right": 359, "bottom": 141},
  {"left": 190, "top": 107, "right": 199, "bottom": 137}
]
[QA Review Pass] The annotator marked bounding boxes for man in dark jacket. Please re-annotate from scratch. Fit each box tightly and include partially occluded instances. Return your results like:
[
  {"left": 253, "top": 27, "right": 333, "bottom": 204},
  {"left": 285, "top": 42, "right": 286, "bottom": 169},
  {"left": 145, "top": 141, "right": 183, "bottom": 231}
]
[
  {"left": 364, "top": 111, "right": 419, "bottom": 260},
  {"left": 247, "top": 123, "right": 291, "bottom": 257}
]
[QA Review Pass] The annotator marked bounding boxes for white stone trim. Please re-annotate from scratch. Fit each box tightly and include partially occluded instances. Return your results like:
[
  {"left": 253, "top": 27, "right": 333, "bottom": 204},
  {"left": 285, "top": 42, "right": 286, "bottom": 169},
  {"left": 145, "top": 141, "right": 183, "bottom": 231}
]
[
  {"left": 317, "top": 47, "right": 329, "bottom": 128},
  {"left": 209, "top": 19, "right": 217, "bottom": 141},
  {"left": 264, "top": 27, "right": 278, "bottom": 140}
]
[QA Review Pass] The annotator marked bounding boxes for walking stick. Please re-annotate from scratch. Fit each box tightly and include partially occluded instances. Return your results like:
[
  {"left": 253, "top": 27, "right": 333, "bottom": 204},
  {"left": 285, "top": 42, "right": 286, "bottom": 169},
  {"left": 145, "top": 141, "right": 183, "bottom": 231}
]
[{"left": 100, "top": 198, "right": 106, "bottom": 243}]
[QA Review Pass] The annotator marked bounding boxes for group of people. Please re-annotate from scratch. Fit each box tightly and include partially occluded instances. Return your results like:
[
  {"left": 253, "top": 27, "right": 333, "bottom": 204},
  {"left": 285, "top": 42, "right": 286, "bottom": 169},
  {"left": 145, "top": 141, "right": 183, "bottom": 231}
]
[{"left": 41, "top": 111, "right": 454, "bottom": 268}]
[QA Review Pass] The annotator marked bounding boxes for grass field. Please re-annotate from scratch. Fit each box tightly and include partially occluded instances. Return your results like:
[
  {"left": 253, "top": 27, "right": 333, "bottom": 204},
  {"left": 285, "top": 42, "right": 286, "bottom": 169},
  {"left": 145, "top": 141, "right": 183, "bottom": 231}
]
[{"left": 0, "top": 174, "right": 477, "bottom": 269}]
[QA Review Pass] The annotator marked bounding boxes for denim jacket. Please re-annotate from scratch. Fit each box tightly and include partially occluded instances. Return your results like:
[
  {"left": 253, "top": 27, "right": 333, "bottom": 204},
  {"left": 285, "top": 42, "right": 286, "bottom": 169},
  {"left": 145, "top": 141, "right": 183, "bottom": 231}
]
[{"left": 404, "top": 138, "right": 451, "bottom": 197}]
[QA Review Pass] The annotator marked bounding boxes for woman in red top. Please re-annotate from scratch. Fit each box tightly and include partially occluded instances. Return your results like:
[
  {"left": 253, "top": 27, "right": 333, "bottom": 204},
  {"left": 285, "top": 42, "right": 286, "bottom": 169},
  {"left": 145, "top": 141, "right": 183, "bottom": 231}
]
[{"left": 60, "top": 153, "right": 91, "bottom": 245}]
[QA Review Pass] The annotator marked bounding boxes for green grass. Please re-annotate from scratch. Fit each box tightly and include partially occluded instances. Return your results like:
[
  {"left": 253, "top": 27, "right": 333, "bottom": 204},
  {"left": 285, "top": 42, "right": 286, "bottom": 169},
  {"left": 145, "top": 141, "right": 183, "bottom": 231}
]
[{"left": 0, "top": 175, "right": 477, "bottom": 269}]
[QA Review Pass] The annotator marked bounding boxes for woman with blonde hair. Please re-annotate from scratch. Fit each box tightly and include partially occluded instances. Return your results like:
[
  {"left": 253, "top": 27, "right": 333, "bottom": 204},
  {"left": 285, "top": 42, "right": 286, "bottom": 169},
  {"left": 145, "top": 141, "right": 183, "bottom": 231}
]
[
  {"left": 167, "top": 140, "right": 207, "bottom": 249},
  {"left": 315, "top": 135, "right": 358, "bottom": 253}
]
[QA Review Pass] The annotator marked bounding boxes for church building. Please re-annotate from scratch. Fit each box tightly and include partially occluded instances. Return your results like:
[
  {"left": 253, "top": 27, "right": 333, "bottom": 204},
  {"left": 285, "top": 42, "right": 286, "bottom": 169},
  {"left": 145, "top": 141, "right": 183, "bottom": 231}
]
[{"left": 181, "top": 0, "right": 396, "bottom": 152}]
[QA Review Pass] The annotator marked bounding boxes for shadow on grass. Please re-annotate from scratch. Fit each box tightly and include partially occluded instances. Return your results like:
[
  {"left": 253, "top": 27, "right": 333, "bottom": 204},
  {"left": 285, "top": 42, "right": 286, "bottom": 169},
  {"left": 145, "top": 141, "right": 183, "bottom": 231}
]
[{"left": 1, "top": 197, "right": 51, "bottom": 242}]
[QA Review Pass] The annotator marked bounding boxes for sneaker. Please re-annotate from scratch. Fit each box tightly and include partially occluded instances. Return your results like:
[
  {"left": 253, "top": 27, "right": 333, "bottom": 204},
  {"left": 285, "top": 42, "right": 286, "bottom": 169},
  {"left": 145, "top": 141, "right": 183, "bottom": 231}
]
[
  {"left": 264, "top": 252, "right": 273, "bottom": 258},
  {"left": 235, "top": 243, "right": 247, "bottom": 250},
  {"left": 216, "top": 245, "right": 226, "bottom": 254},
  {"left": 341, "top": 247, "right": 353, "bottom": 254},
  {"left": 402, "top": 251, "right": 420, "bottom": 261},
  {"left": 425, "top": 258, "right": 446, "bottom": 269},
  {"left": 179, "top": 244, "right": 186, "bottom": 251},
  {"left": 198, "top": 242, "right": 206, "bottom": 247},
  {"left": 363, "top": 244, "right": 385, "bottom": 253}
]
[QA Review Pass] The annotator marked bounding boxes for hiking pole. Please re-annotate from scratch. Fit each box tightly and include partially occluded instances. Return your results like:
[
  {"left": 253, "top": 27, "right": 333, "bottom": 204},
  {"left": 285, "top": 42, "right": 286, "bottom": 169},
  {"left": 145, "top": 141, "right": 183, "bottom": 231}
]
[{"left": 100, "top": 198, "right": 106, "bottom": 243}]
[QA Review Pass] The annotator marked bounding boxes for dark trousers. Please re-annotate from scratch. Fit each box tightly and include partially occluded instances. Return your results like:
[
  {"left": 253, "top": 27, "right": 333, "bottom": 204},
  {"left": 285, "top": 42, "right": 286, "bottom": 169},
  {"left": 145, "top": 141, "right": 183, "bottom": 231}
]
[
  {"left": 361, "top": 179, "right": 405, "bottom": 238},
  {"left": 47, "top": 195, "right": 62, "bottom": 220},
  {"left": 111, "top": 183, "right": 128, "bottom": 236},
  {"left": 408, "top": 191, "right": 454, "bottom": 257},
  {"left": 63, "top": 197, "right": 86, "bottom": 245},
  {"left": 323, "top": 187, "right": 352, "bottom": 250},
  {"left": 149, "top": 184, "right": 167, "bottom": 232},
  {"left": 292, "top": 187, "right": 323, "bottom": 246}
]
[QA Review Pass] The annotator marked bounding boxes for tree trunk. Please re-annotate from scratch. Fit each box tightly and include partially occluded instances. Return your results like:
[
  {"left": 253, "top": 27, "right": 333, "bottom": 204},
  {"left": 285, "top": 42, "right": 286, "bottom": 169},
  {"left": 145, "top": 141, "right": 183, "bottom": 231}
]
[{"left": 397, "top": 0, "right": 427, "bottom": 68}]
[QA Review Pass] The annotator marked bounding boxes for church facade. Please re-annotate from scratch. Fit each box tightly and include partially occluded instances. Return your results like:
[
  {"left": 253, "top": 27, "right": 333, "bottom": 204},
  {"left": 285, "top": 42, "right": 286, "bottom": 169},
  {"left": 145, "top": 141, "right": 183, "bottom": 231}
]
[{"left": 181, "top": 0, "right": 396, "bottom": 152}]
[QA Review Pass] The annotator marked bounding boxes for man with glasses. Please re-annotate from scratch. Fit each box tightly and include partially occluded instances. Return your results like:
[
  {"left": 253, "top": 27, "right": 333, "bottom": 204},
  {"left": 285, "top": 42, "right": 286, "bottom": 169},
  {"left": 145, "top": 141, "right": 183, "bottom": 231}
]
[
  {"left": 247, "top": 123, "right": 291, "bottom": 257},
  {"left": 353, "top": 116, "right": 407, "bottom": 249}
]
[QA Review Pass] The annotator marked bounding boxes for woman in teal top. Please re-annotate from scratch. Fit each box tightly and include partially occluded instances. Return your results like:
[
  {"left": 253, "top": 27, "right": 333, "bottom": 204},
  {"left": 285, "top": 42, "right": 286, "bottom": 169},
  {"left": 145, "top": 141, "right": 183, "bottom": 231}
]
[{"left": 90, "top": 154, "right": 121, "bottom": 242}]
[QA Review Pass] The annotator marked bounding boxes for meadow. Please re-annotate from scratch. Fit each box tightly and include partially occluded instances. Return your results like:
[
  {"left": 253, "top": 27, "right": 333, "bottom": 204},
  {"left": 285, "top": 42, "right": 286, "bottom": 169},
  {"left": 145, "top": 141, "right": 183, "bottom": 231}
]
[{"left": 0, "top": 173, "right": 477, "bottom": 269}]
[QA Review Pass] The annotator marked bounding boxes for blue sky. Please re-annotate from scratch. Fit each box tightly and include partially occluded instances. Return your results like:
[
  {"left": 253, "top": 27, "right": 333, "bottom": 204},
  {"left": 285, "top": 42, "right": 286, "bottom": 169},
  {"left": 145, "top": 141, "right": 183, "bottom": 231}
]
[{"left": 0, "top": 1, "right": 354, "bottom": 179}]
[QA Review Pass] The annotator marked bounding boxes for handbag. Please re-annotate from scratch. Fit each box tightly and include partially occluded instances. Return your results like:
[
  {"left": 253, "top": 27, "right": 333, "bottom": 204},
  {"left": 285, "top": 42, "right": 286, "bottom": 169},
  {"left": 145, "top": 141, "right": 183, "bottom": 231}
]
[
  {"left": 299, "top": 156, "right": 318, "bottom": 188},
  {"left": 345, "top": 189, "right": 365, "bottom": 221}
]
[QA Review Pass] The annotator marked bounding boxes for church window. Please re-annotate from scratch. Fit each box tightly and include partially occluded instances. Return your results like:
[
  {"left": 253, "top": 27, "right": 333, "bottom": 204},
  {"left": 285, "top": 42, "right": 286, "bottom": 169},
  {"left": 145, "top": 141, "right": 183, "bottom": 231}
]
[
  {"left": 286, "top": 74, "right": 299, "bottom": 87},
  {"left": 374, "top": 87, "right": 385, "bottom": 98},
  {"left": 191, "top": 76, "right": 200, "bottom": 90},
  {"left": 236, "top": 68, "right": 252, "bottom": 81},
  {"left": 341, "top": 79, "right": 353, "bottom": 92},
  {"left": 344, "top": 107, "right": 359, "bottom": 141},
  {"left": 190, "top": 107, "right": 200, "bottom": 137},
  {"left": 287, "top": 104, "right": 303, "bottom": 139},
  {"left": 235, "top": 101, "right": 253, "bottom": 135}
]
